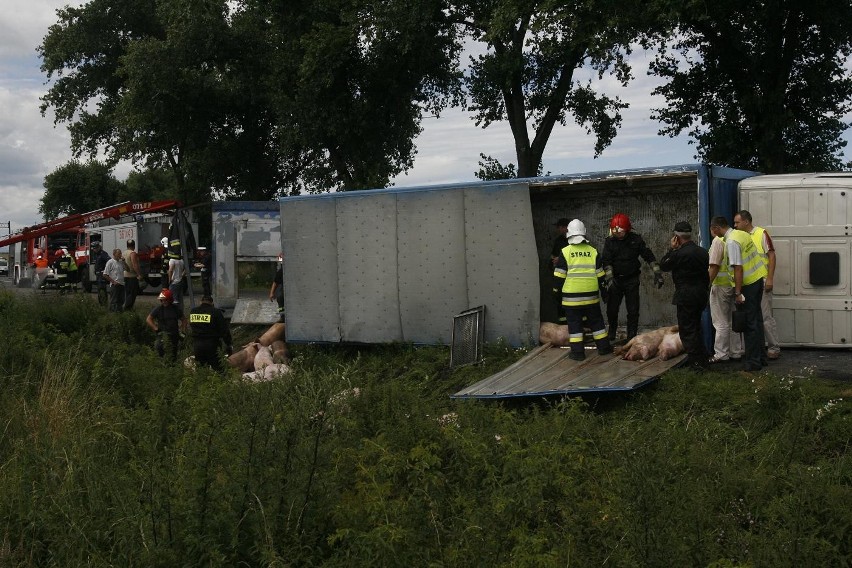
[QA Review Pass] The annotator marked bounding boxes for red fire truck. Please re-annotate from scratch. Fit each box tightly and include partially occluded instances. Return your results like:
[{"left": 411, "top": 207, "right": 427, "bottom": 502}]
[{"left": 0, "top": 200, "right": 193, "bottom": 290}]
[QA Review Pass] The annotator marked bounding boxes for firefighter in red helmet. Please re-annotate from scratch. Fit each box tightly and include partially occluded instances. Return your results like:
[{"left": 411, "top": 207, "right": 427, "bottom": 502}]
[
  {"left": 600, "top": 213, "right": 663, "bottom": 341},
  {"left": 146, "top": 288, "right": 187, "bottom": 362}
]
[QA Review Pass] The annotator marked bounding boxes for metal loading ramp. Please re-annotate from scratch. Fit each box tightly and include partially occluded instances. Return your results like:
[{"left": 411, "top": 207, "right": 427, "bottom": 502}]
[{"left": 451, "top": 344, "right": 687, "bottom": 399}]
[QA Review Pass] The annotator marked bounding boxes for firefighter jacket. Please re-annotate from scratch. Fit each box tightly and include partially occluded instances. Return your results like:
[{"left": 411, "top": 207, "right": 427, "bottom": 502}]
[
  {"left": 189, "top": 303, "right": 232, "bottom": 347},
  {"left": 55, "top": 254, "right": 76, "bottom": 275},
  {"left": 553, "top": 241, "right": 605, "bottom": 307},
  {"left": 600, "top": 231, "right": 657, "bottom": 279}
]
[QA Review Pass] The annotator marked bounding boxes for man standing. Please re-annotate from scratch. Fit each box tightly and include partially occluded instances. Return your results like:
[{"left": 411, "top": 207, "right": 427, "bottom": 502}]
[
  {"left": 103, "top": 248, "right": 126, "bottom": 312},
  {"left": 91, "top": 241, "right": 111, "bottom": 304},
  {"left": 194, "top": 246, "right": 212, "bottom": 297},
  {"left": 189, "top": 294, "right": 233, "bottom": 372},
  {"left": 123, "top": 239, "right": 145, "bottom": 310},
  {"left": 553, "top": 219, "right": 613, "bottom": 361},
  {"left": 734, "top": 210, "right": 780, "bottom": 360},
  {"left": 600, "top": 213, "right": 663, "bottom": 341},
  {"left": 659, "top": 221, "right": 710, "bottom": 371},
  {"left": 167, "top": 252, "right": 185, "bottom": 308},
  {"left": 707, "top": 217, "right": 744, "bottom": 363},
  {"left": 146, "top": 289, "right": 187, "bottom": 362},
  {"left": 268, "top": 257, "right": 285, "bottom": 322},
  {"left": 724, "top": 215, "right": 767, "bottom": 372}
]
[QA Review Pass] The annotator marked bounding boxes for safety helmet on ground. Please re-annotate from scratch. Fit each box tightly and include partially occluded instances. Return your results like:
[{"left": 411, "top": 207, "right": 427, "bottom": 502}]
[
  {"left": 158, "top": 289, "right": 173, "bottom": 302},
  {"left": 610, "top": 213, "right": 631, "bottom": 236},
  {"left": 160, "top": 237, "right": 169, "bottom": 248},
  {"left": 566, "top": 219, "right": 587, "bottom": 244}
]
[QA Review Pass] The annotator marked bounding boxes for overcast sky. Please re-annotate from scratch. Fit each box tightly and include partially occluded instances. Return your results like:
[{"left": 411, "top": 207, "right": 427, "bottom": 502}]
[{"left": 2, "top": 1, "right": 847, "bottom": 235}]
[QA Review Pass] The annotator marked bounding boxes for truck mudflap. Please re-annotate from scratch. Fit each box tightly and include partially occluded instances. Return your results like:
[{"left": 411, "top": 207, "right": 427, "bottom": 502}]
[{"left": 451, "top": 344, "right": 686, "bottom": 399}]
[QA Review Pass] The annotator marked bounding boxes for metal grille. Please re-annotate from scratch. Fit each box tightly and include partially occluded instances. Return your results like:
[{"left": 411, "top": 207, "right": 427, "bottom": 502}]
[{"left": 450, "top": 305, "right": 486, "bottom": 368}]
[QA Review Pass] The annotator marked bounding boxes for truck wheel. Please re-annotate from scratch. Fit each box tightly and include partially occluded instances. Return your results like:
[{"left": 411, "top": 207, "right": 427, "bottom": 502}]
[{"left": 147, "top": 276, "right": 163, "bottom": 289}]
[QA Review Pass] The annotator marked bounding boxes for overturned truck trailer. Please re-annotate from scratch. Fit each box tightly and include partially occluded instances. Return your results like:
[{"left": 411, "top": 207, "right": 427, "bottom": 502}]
[{"left": 280, "top": 164, "right": 757, "bottom": 346}]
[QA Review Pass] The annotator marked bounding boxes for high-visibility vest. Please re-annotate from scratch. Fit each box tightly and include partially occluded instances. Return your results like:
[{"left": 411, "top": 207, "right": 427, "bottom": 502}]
[
  {"left": 750, "top": 226, "right": 769, "bottom": 279},
  {"left": 728, "top": 229, "right": 762, "bottom": 286},
  {"left": 554, "top": 242, "right": 604, "bottom": 307},
  {"left": 711, "top": 236, "right": 732, "bottom": 287}
]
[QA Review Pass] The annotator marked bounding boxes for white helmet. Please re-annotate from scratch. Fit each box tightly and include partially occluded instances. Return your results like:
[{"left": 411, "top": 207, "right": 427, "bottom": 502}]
[
  {"left": 160, "top": 237, "right": 169, "bottom": 248},
  {"left": 566, "top": 219, "right": 587, "bottom": 244}
]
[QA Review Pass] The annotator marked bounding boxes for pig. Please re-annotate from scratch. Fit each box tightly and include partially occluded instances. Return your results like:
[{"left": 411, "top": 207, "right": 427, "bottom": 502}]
[
  {"left": 539, "top": 322, "right": 570, "bottom": 347},
  {"left": 270, "top": 339, "right": 289, "bottom": 364},
  {"left": 254, "top": 344, "right": 274, "bottom": 370},
  {"left": 263, "top": 363, "right": 291, "bottom": 380},
  {"left": 228, "top": 342, "right": 260, "bottom": 372},
  {"left": 658, "top": 328, "right": 684, "bottom": 360},
  {"left": 615, "top": 326, "right": 677, "bottom": 361},
  {"left": 259, "top": 323, "right": 286, "bottom": 347}
]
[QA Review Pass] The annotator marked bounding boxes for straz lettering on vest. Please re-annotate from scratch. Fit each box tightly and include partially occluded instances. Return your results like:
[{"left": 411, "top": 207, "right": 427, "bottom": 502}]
[
  {"left": 570, "top": 251, "right": 592, "bottom": 258},
  {"left": 190, "top": 313, "right": 212, "bottom": 323}
]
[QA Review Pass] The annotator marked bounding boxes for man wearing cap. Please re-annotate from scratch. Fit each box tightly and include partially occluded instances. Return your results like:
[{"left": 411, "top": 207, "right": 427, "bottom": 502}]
[
  {"left": 553, "top": 219, "right": 613, "bottom": 361},
  {"left": 123, "top": 239, "right": 145, "bottom": 310},
  {"left": 659, "top": 221, "right": 710, "bottom": 371},
  {"left": 189, "top": 294, "right": 232, "bottom": 372},
  {"left": 146, "top": 288, "right": 187, "bottom": 362}
]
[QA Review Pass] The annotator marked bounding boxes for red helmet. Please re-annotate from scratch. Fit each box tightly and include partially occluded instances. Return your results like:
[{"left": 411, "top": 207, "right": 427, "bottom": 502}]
[
  {"left": 54, "top": 249, "right": 64, "bottom": 258},
  {"left": 158, "top": 289, "right": 173, "bottom": 302},
  {"left": 610, "top": 213, "right": 631, "bottom": 235}
]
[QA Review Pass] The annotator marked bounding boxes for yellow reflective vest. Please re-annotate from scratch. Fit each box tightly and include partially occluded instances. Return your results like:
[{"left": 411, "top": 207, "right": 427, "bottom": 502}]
[
  {"left": 711, "top": 236, "right": 732, "bottom": 287},
  {"left": 728, "top": 229, "right": 762, "bottom": 286},
  {"left": 553, "top": 242, "right": 605, "bottom": 307},
  {"left": 750, "top": 226, "right": 769, "bottom": 280}
]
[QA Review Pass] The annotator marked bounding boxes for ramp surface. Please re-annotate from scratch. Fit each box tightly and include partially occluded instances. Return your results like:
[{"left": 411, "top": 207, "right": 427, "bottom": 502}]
[{"left": 452, "top": 344, "right": 686, "bottom": 399}]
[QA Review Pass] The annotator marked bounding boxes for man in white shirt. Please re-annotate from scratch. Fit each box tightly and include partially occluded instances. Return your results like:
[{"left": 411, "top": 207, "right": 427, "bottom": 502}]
[
  {"left": 103, "top": 248, "right": 126, "bottom": 312},
  {"left": 707, "top": 216, "right": 743, "bottom": 363},
  {"left": 168, "top": 254, "right": 185, "bottom": 307}
]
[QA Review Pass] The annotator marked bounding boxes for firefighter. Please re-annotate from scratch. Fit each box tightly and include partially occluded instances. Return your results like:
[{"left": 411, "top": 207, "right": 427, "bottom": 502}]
[
  {"left": 553, "top": 219, "right": 613, "bottom": 361},
  {"left": 194, "top": 246, "right": 212, "bottom": 297},
  {"left": 146, "top": 289, "right": 187, "bottom": 362},
  {"left": 53, "top": 249, "right": 75, "bottom": 293},
  {"left": 189, "top": 294, "right": 233, "bottom": 372},
  {"left": 600, "top": 213, "right": 663, "bottom": 341}
]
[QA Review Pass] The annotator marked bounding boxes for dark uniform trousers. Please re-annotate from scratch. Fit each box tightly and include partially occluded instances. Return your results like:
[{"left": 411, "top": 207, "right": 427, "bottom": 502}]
[
  {"left": 606, "top": 274, "right": 640, "bottom": 339},
  {"left": 675, "top": 285, "right": 709, "bottom": 367},
  {"left": 742, "top": 279, "right": 766, "bottom": 371},
  {"left": 194, "top": 337, "right": 223, "bottom": 371},
  {"left": 564, "top": 303, "right": 609, "bottom": 358}
]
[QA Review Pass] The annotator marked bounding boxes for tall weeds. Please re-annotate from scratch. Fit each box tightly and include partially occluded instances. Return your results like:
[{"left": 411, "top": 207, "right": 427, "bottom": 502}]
[{"left": 0, "top": 290, "right": 849, "bottom": 566}]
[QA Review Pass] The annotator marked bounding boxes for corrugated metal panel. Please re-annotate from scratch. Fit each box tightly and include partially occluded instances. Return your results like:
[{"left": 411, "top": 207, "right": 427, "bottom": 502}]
[{"left": 452, "top": 344, "right": 686, "bottom": 399}]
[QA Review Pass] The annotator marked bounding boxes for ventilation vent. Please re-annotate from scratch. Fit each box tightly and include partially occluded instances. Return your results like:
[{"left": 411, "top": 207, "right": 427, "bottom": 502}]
[{"left": 450, "top": 305, "right": 486, "bottom": 368}]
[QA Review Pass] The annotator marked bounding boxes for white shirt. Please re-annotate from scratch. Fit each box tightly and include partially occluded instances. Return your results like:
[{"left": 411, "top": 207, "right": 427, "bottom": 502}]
[
  {"left": 104, "top": 258, "right": 125, "bottom": 285},
  {"left": 168, "top": 258, "right": 185, "bottom": 284}
]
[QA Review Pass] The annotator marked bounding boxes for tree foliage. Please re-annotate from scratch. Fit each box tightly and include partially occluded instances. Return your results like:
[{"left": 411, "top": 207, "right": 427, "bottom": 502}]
[
  {"left": 450, "top": 0, "right": 640, "bottom": 178},
  {"left": 39, "top": 0, "right": 462, "bottom": 201},
  {"left": 649, "top": 0, "right": 852, "bottom": 173},
  {"left": 40, "top": 160, "right": 125, "bottom": 220}
]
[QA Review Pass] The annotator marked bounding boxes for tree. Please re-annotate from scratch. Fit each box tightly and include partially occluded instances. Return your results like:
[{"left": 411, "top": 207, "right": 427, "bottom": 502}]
[
  {"left": 649, "top": 0, "right": 852, "bottom": 173},
  {"left": 449, "top": 0, "right": 640, "bottom": 178},
  {"left": 39, "top": 0, "right": 462, "bottom": 199},
  {"left": 40, "top": 161, "right": 124, "bottom": 220}
]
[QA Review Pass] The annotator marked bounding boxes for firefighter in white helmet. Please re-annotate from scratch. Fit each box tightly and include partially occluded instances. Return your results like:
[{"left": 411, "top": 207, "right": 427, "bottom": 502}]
[{"left": 553, "top": 219, "right": 613, "bottom": 361}]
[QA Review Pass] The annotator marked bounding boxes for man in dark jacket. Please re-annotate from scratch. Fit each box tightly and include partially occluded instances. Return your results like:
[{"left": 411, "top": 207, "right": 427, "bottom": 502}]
[
  {"left": 659, "top": 221, "right": 710, "bottom": 371},
  {"left": 189, "top": 295, "right": 233, "bottom": 372},
  {"left": 600, "top": 213, "right": 663, "bottom": 341}
]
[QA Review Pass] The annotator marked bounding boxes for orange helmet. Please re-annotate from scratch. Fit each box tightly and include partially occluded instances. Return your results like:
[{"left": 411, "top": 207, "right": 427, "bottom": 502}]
[
  {"left": 158, "top": 289, "right": 173, "bottom": 302},
  {"left": 610, "top": 213, "right": 631, "bottom": 235}
]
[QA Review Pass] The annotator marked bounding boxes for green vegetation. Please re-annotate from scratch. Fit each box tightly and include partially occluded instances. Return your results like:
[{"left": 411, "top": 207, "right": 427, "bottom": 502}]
[{"left": 0, "top": 289, "right": 849, "bottom": 566}]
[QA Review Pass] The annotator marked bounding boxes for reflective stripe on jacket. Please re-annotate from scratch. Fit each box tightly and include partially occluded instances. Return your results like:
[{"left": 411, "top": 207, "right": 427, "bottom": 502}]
[
  {"left": 711, "top": 236, "right": 732, "bottom": 287},
  {"left": 554, "top": 242, "right": 604, "bottom": 307},
  {"left": 750, "top": 226, "right": 769, "bottom": 279},
  {"left": 729, "top": 229, "right": 762, "bottom": 286}
]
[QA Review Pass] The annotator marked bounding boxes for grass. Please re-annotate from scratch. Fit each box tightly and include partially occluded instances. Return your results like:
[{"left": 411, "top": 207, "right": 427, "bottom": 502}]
[{"left": 0, "top": 289, "right": 849, "bottom": 567}]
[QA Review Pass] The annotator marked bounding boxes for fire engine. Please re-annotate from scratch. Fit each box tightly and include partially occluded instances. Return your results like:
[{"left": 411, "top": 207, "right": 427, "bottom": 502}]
[{"left": 0, "top": 200, "right": 197, "bottom": 290}]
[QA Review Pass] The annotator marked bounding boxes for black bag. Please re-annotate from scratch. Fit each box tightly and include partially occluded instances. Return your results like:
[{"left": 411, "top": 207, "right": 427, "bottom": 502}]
[{"left": 732, "top": 303, "right": 747, "bottom": 333}]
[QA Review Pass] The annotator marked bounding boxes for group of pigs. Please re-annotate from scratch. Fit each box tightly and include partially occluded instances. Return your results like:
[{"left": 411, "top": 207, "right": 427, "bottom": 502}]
[{"left": 539, "top": 323, "right": 684, "bottom": 362}]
